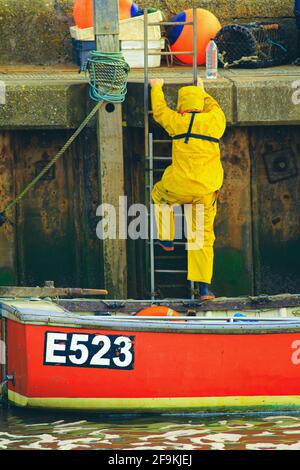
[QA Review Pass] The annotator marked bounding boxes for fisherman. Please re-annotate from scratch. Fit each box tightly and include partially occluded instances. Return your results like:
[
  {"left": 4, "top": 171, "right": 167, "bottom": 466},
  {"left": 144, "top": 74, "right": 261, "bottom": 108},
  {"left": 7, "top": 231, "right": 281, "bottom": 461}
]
[{"left": 150, "top": 78, "right": 226, "bottom": 301}]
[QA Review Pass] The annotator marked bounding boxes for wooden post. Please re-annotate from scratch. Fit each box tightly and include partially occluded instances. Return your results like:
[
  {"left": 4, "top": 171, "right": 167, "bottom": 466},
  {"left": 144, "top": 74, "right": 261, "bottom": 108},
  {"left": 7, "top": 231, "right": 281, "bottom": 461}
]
[{"left": 94, "top": 0, "right": 127, "bottom": 299}]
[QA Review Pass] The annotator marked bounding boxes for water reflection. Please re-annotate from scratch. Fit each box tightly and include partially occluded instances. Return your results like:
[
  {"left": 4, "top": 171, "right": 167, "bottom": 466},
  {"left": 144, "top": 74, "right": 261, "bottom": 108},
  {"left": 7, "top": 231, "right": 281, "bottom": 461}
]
[{"left": 1, "top": 407, "right": 300, "bottom": 450}]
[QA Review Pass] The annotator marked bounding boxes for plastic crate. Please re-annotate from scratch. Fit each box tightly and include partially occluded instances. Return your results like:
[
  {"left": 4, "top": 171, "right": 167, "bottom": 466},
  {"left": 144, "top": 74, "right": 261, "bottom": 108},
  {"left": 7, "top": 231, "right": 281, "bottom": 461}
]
[
  {"left": 70, "top": 10, "right": 163, "bottom": 42},
  {"left": 72, "top": 39, "right": 95, "bottom": 70},
  {"left": 121, "top": 39, "right": 165, "bottom": 68}
]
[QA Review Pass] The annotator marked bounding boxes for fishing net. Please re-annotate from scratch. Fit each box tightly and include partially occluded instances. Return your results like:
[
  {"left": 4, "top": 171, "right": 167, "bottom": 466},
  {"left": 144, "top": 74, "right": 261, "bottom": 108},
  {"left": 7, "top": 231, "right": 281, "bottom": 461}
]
[
  {"left": 85, "top": 51, "right": 130, "bottom": 103},
  {"left": 215, "top": 22, "right": 289, "bottom": 68}
]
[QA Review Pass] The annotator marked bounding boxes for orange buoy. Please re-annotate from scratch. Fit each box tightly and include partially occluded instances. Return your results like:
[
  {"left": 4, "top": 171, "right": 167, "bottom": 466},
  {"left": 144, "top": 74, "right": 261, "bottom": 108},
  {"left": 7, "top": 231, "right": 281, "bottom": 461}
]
[
  {"left": 167, "top": 8, "right": 222, "bottom": 66},
  {"left": 73, "top": 0, "right": 93, "bottom": 29},
  {"left": 135, "top": 306, "right": 181, "bottom": 317},
  {"left": 73, "top": 0, "right": 141, "bottom": 29}
]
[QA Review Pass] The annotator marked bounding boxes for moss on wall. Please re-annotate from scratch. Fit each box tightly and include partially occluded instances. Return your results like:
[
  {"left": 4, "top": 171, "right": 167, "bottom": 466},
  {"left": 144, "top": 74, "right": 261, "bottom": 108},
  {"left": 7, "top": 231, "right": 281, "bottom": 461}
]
[
  {"left": 0, "top": 0, "right": 297, "bottom": 65},
  {"left": 0, "top": 0, "right": 74, "bottom": 64},
  {"left": 136, "top": 0, "right": 295, "bottom": 19}
]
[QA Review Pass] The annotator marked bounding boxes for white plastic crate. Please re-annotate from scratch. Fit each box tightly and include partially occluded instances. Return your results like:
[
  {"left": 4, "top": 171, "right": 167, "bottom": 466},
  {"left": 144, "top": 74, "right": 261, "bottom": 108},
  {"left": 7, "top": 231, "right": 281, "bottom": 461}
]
[
  {"left": 70, "top": 26, "right": 93, "bottom": 41},
  {"left": 121, "top": 39, "right": 165, "bottom": 68},
  {"left": 120, "top": 10, "right": 163, "bottom": 40},
  {"left": 70, "top": 10, "right": 163, "bottom": 42}
]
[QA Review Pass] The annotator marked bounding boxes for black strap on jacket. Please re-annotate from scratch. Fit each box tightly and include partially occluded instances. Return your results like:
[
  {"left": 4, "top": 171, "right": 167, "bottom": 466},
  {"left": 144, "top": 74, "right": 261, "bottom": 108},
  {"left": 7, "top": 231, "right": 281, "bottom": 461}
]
[{"left": 173, "top": 112, "right": 220, "bottom": 144}]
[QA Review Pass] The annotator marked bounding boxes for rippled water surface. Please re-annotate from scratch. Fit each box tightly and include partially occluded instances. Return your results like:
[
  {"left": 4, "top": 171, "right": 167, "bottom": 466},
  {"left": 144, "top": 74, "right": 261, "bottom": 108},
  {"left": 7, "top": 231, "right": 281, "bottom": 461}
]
[{"left": 2, "top": 407, "right": 300, "bottom": 450}]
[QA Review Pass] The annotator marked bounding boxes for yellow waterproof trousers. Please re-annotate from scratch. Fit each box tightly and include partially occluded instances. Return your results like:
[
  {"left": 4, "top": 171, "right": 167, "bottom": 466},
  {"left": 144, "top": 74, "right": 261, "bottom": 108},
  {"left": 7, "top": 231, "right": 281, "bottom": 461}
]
[{"left": 152, "top": 181, "right": 218, "bottom": 284}]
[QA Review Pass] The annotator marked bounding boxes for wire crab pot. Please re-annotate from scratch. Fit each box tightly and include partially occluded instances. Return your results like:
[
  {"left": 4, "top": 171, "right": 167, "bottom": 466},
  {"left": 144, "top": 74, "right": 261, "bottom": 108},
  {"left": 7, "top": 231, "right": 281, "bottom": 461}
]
[{"left": 215, "top": 22, "right": 289, "bottom": 68}]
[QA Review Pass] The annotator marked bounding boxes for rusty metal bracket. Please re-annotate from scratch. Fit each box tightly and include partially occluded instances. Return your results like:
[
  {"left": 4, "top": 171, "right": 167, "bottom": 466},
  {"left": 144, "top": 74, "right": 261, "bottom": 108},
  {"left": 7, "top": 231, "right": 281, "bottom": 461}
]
[{"left": 263, "top": 148, "right": 298, "bottom": 184}]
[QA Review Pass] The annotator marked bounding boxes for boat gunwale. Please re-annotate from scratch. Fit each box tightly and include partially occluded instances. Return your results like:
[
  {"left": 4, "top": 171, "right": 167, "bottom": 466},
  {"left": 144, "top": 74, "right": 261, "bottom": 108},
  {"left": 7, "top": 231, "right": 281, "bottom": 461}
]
[{"left": 3, "top": 303, "right": 300, "bottom": 334}]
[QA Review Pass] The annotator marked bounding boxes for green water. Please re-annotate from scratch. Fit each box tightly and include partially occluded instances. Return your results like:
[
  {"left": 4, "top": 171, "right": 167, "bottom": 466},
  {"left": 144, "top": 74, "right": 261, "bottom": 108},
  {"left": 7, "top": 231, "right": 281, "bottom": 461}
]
[{"left": 1, "top": 407, "right": 300, "bottom": 450}]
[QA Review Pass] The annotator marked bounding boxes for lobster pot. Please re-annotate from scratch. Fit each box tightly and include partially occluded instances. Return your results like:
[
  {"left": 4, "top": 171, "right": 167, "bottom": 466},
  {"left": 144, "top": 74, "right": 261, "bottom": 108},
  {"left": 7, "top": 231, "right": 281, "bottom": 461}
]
[{"left": 215, "top": 22, "right": 289, "bottom": 68}]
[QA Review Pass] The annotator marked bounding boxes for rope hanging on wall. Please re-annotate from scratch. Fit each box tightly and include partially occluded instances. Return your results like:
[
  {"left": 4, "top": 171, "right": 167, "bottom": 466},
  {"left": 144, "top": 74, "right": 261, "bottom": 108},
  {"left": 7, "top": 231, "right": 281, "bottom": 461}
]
[{"left": 0, "top": 52, "right": 130, "bottom": 227}]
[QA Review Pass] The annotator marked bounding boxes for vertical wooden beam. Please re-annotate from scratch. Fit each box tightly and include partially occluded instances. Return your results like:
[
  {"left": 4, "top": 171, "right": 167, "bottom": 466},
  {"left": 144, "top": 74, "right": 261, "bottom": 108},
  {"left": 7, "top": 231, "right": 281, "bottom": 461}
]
[
  {"left": 0, "top": 132, "right": 17, "bottom": 286},
  {"left": 94, "top": 0, "right": 127, "bottom": 299}
]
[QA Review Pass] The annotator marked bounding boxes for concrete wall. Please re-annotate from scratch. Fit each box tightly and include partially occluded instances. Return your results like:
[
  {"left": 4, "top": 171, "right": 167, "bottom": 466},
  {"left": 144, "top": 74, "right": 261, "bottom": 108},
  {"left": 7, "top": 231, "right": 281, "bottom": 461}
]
[
  {"left": 0, "top": 0, "right": 74, "bottom": 65},
  {"left": 0, "top": 0, "right": 298, "bottom": 65}
]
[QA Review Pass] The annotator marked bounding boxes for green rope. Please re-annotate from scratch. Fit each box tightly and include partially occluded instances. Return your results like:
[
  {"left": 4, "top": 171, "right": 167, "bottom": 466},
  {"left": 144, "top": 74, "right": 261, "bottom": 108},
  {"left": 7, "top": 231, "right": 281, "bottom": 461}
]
[
  {"left": 86, "top": 51, "right": 130, "bottom": 103},
  {"left": 0, "top": 101, "right": 103, "bottom": 225},
  {"left": 0, "top": 51, "right": 130, "bottom": 227}
]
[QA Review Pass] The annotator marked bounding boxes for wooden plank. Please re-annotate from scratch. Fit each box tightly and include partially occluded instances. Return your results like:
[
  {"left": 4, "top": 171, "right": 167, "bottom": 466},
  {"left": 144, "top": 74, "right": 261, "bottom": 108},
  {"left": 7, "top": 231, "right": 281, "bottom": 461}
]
[
  {"left": 214, "top": 128, "right": 254, "bottom": 296},
  {"left": 58, "top": 294, "right": 300, "bottom": 314},
  {"left": 0, "top": 132, "right": 17, "bottom": 285},
  {"left": 0, "top": 287, "right": 107, "bottom": 298},
  {"left": 94, "top": 0, "right": 127, "bottom": 299},
  {"left": 250, "top": 127, "right": 300, "bottom": 294},
  {"left": 12, "top": 130, "right": 103, "bottom": 289},
  {"left": 14, "top": 130, "right": 83, "bottom": 287}
]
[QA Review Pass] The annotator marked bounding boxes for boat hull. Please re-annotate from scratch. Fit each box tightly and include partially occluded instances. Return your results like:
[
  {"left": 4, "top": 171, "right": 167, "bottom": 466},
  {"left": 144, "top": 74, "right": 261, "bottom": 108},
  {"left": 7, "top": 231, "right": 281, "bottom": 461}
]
[{"left": 3, "top": 307, "right": 300, "bottom": 413}]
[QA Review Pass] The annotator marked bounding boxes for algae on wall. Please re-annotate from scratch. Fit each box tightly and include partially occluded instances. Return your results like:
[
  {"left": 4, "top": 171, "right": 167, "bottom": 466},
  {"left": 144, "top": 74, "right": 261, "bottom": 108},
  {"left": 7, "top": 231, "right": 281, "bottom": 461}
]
[
  {"left": 0, "top": 0, "right": 74, "bottom": 65},
  {"left": 135, "top": 0, "right": 295, "bottom": 20},
  {"left": 0, "top": 0, "right": 297, "bottom": 65}
]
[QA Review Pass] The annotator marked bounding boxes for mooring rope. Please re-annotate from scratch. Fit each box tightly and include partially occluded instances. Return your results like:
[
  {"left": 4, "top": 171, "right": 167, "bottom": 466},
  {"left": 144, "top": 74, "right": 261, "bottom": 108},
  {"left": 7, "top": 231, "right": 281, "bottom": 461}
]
[
  {"left": 86, "top": 51, "right": 130, "bottom": 103},
  {"left": 0, "top": 51, "right": 130, "bottom": 227},
  {"left": 0, "top": 101, "right": 102, "bottom": 226}
]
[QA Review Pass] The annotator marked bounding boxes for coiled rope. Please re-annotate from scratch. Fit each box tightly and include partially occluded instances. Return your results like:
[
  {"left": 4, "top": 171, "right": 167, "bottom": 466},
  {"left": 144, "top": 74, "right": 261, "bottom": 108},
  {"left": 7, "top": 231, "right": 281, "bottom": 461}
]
[
  {"left": 85, "top": 51, "right": 130, "bottom": 103},
  {"left": 0, "top": 51, "right": 130, "bottom": 227}
]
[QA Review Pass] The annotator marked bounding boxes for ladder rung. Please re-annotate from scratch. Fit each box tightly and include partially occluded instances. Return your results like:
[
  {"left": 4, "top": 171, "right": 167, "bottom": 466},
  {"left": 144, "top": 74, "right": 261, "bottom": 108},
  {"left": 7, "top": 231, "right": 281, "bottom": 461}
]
[
  {"left": 146, "top": 241, "right": 187, "bottom": 246},
  {"left": 147, "top": 213, "right": 185, "bottom": 218},
  {"left": 148, "top": 21, "right": 193, "bottom": 27},
  {"left": 146, "top": 169, "right": 168, "bottom": 174},
  {"left": 155, "top": 270, "right": 188, "bottom": 274},
  {"left": 158, "top": 284, "right": 189, "bottom": 288},
  {"left": 146, "top": 157, "right": 172, "bottom": 161},
  {"left": 153, "top": 139, "right": 172, "bottom": 144}
]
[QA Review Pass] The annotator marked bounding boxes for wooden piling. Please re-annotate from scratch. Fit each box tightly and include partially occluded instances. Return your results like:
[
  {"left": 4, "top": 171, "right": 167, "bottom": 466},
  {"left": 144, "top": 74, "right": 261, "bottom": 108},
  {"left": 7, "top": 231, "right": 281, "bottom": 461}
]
[{"left": 93, "top": 0, "right": 127, "bottom": 299}]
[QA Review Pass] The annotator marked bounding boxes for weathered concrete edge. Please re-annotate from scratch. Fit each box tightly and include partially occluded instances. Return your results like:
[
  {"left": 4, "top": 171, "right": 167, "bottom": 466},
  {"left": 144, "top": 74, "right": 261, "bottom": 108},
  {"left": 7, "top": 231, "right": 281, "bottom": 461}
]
[
  {"left": 233, "top": 79, "right": 300, "bottom": 126},
  {"left": 0, "top": 82, "right": 89, "bottom": 129},
  {"left": 0, "top": 77, "right": 300, "bottom": 129},
  {"left": 125, "top": 77, "right": 300, "bottom": 127}
]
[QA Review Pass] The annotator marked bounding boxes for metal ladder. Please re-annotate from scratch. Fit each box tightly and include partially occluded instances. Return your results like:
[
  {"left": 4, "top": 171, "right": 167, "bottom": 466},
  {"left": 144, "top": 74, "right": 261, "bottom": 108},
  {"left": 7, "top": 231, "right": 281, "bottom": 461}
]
[{"left": 143, "top": 8, "right": 199, "bottom": 300}]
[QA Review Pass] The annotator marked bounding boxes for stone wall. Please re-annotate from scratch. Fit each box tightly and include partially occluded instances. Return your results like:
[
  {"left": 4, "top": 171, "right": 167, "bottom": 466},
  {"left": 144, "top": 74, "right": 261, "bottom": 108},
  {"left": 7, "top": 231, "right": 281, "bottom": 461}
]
[
  {"left": 0, "top": 0, "right": 74, "bottom": 65},
  {"left": 0, "top": 0, "right": 298, "bottom": 65},
  {"left": 136, "top": 0, "right": 294, "bottom": 20}
]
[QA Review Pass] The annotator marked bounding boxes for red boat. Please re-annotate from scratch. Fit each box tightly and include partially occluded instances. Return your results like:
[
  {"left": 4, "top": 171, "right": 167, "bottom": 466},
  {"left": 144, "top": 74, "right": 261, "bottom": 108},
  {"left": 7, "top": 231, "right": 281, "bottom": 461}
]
[{"left": 2, "top": 293, "right": 300, "bottom": 413}]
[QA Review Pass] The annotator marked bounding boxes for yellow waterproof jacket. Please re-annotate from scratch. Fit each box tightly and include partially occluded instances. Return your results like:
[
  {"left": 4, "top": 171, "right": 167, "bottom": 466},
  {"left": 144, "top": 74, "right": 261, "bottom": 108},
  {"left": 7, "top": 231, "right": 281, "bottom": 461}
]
[{"left": 151, "top": 85, "right": 226, "bottom": 195}]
